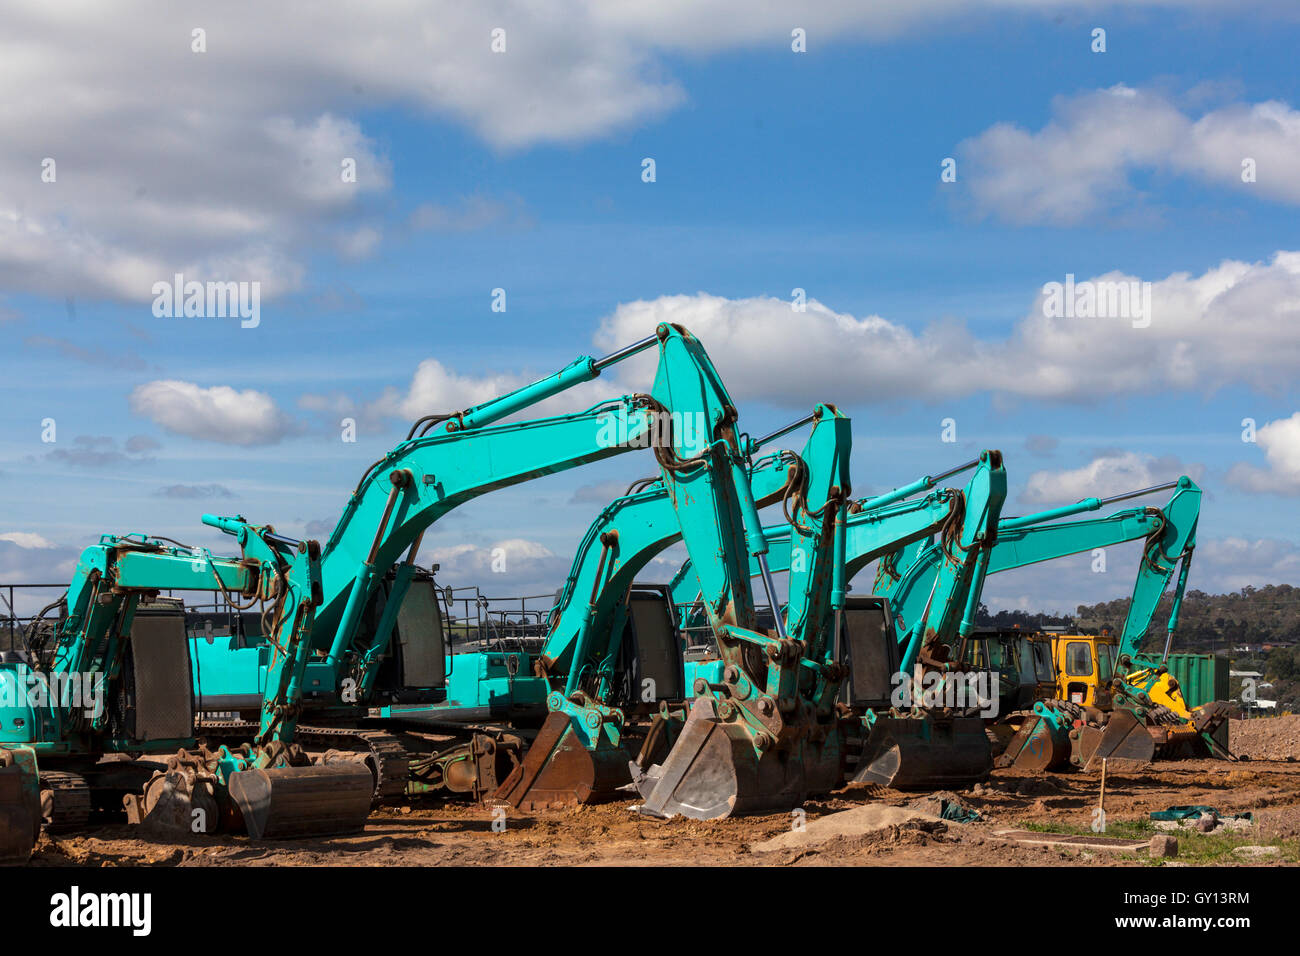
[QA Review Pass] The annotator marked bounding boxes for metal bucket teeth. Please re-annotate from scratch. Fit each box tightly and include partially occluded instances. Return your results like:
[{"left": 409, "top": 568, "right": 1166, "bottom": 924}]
[
  {"left": 854, "top": 716, "right": 992, "bottom": 789},
  {"left": 1082, "top": 709, "right": 1154, "bottom": 771},
  {"left": 631, "top": 696, "right": 820, "bottom": 821},
  {"left": 227, "top": 763, "right": 375, "bottom": 840},
  {"left": 492, "top": 711, "right": 630, "bottom": 810}
]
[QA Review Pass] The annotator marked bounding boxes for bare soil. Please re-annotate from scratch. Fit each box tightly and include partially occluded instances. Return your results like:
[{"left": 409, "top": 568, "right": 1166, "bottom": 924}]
[
  {"left": 1231, "top": 714, "right": 1300, "bottom": 761},
  {"left": 28, "top": 758, "right": 1300, "bottom": 867}
]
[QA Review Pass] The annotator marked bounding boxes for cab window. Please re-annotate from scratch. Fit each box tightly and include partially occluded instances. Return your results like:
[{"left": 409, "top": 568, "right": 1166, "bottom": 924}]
[
  {"left": 1065, "top": 641, "right": 1093, "bottom": 677},
  {"left": 1096, "top": 643, "right": 1114, "bottom": 682}
]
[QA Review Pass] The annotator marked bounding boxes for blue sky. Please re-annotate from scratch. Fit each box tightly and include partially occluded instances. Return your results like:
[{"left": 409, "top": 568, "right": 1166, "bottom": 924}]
[{"left": 2, "top": 2, "right": 1298, "bottom": 614}]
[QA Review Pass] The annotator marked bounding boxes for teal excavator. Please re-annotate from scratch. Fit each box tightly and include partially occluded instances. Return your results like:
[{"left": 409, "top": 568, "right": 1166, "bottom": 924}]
[
  {"left": 490, "top": 409, "right": 823, "bottom": 810},
  {"left": 627, "top": 404, "right": 855, "bottom": 819},
  {"left": 0, "top": 323, "right": 763, "bottom": 858},
  {"left": 970, "top": 477, "right": 1221, "bottom": 771},
  {"left": 669, "top": 450, "right": 1009, "bottom": 792},
  {"left": 0, "top": 526, "right": 379, "bottom": 861},
  {"left": 734, "top": 474, "right": 1210, "bottom": 776}
]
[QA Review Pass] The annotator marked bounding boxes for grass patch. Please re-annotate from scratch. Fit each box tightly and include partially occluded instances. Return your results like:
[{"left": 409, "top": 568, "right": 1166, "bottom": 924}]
[{"left": 1015, "top": 817, "right": 1300, "bottom": 865}]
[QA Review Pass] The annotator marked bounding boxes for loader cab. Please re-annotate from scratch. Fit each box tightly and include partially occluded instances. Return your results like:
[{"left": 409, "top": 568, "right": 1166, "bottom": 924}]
[
  {"left": 1046, "top": 630, "right": 1117, "bottom": 709},
  {"left": 964, "top": 627, "right": 1057, "bottom": 712},
  {"left": 367, "top": 568, "right": 448, "bottom": 703}
]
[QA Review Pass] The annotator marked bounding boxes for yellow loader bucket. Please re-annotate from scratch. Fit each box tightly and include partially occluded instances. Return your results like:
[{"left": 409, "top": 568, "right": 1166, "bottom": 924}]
[
  {"left": 854, "top": 715, "right": 992, "bottom": 789},
  {"left": 628, "top": 696, "right": 838, "bottom": 820},
  {"left": 0, "top": 749, "right": 40, "bottom": 864},
  {"left": 492, "top": 711, "right": 630, "bottom": 810},
  {"left": 227, "top": 762, "right": 375, "bottom": 840}
]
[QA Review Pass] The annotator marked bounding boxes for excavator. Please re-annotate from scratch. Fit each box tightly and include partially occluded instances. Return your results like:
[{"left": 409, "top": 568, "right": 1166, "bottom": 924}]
[
  {"left": 784, "top": 473, "right": 1216, "bottom": 773},
  {"left": 670, "top": 450, "right": 1009, "bottom": 792},
  {"left": 627, "top": 403, "right": 855, "bottom": 819},
  {"left": 972, "top": 477, "right": 1227, "bottom": 771},
  {"left": 495, "top": 445, "right": 1014, "bottom": 812},
  {"left": 0, "top": 527, "right": 380, "bottom": 862},
  {"left": 182, "top": 323, "right": 798, "bottom": 804},
  {"left": 0, "top": 322, "right": 765, "bottom": 857},
  {"left": 489, "top": 410, "right": 822, "bottom": 809}
]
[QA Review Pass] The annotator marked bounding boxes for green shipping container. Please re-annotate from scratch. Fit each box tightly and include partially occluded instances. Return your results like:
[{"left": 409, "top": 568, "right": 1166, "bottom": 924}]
[{"left": 1133, "top": 651, "right": 1231, "bottom": 707}]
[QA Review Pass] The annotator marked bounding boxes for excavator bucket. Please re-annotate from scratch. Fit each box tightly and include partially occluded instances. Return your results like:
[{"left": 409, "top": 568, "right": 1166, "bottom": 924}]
[
  {"left": 492, "top": 711, "right": 630, "bottom": 810},
  {"left": 227, "top": 763, "right": 375, "bottom": 840},
  {"left": 996, "top": 712, "right": 1071, "bottom": 772},
  {"left": 629, "top": 696, "right": 831, "bottom": 820},
  {"left": 1082, "top": 709, "right": 1154, "bottom": 771},
  {"left": 0, "top": 749, "right": 41, "bottom": 863},
  {"left": 854, "top": 715, "right": 992, "bottom": 789}
]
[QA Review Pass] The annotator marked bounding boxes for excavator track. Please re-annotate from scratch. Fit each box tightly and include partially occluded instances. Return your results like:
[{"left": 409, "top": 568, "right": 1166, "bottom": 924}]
[
  {"left": 298, "top": 726, "right": 409, "bottom": 805},
  {"left": 40, "top": 771, "right": 92, "bottom": 831},
  {"left": 195, "top": 719, "right": 408, "bottom": 805}
]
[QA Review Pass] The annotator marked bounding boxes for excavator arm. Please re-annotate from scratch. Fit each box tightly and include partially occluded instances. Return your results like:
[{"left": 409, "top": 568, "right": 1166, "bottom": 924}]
[
  {"left": 492, "top": 411, "right": 829, "bottom": 810},
  {"left": 202, "top": 324, "right": 754, "bottom": 750},
  {"left": 630, "top": 405, "right": 855, "bottom": 819}
]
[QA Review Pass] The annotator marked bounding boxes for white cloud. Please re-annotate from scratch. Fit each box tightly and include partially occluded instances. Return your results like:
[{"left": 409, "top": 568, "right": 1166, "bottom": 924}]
[
  {"left": 1192, "top": 537, "right": 1300, "bottom": 593},
  {"left": 960, "top": 86, "right": 1300, "bottom": 225},
  {"left": 591, "top": 253, "right": 1300, "bottom": 406},
  {"left": 1022, "top": 452, "right": 1202, "bottom": 504},
  {"left": 353, "top": 250, "right": 1300, "bottom": 428},
  {"left": 3, "top": 4, "right": 1286, "bottom": 302},
  {"left": 421, "top": 537, "right": 569, "bottom": 594},
  {"left": 367, "top": 356, "right": 621, "bottom": 424},
  {"left": 0, "top": 532, "right": 57, "bottom": 549},
  {"left": 1227, "top": 411, "right": 1300, "bottom": 495},
  {"left": 128, "top": 380, "right": 299, "bottom": 446}
]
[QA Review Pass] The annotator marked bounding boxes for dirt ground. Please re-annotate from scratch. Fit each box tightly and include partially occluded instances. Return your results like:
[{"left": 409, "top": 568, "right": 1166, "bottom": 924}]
[
  {"left": 1231, "top": 714, "right": 1300, "bottom": 760},
  {"left": 28, "top": 757, "right": 1300, "bottom": 867}
]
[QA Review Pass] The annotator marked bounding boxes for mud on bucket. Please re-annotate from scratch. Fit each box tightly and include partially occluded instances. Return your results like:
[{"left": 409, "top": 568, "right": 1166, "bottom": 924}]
[
  {"left": 855, "top": 715, "right": 992, "bottom": 789},
  {"left": 227, "top": 762, "right": 375, "bottom": 840}
]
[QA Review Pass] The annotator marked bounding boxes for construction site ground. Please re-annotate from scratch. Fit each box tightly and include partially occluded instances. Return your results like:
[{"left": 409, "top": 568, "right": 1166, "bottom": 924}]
[{"left": 23, "top": 717, "right": 1300, "bottom": 867}]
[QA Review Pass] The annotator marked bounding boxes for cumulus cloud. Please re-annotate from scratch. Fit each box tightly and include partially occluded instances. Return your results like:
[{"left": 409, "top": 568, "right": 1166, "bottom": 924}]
[
  {"left": 959, "top": 86, "right": 1300, "bottom": 225},
  {"left": 591, "top": 254, "right": 1300, "bottom": 406},
  {"left": 1227, "top": 411, "right": 1300, "bottom": 495},
  {"left": 421, "top": 537, "right": 570, "bottom": 594},
  {"left": 128, "top": 380, "right": 300, "bottom": 445},
  {"left": 0, "top": 532, "right": 57, "bottom": 549},
  {"left": 5, "top": 4, "right": 1286, "bottom": 303},
  {"left": 1021, "top": 452, "right": 1203, "bottom": 504}
]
